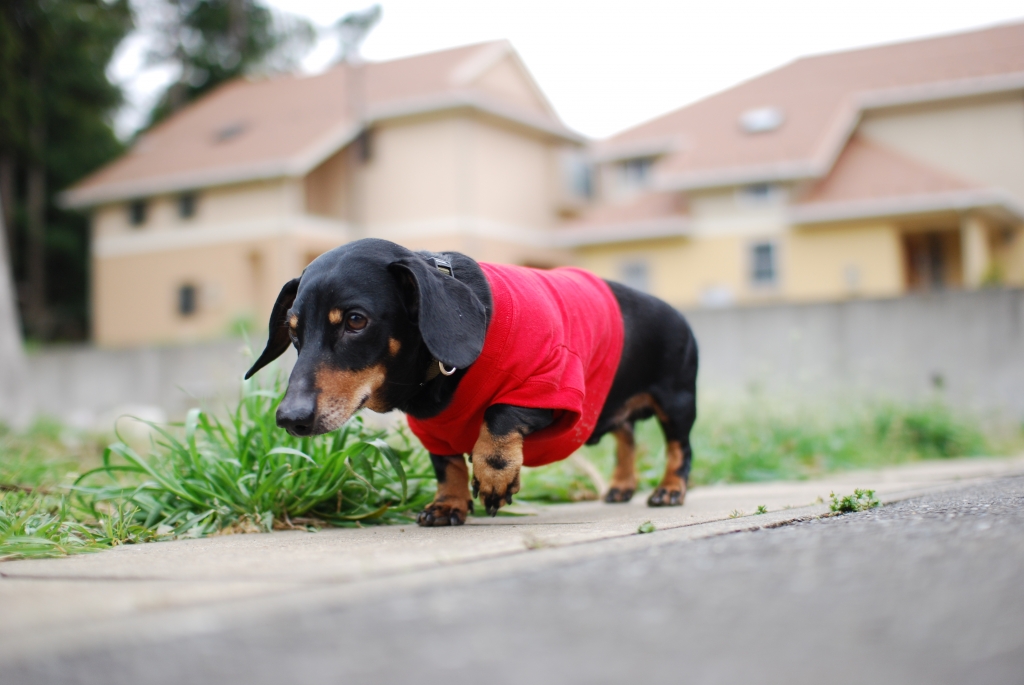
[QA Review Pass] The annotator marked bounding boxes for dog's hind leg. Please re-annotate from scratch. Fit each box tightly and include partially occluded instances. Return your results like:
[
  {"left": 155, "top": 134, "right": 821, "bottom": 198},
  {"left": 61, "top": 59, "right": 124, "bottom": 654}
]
[
  {"left": 418, "top": 454, "right": 472, "bottom": 526},
  {"left": 604, "top": 424, "right": 637, "bottom": 503},
  {"left": 648, "top": 391, "right": 696, "bottom": 507}
]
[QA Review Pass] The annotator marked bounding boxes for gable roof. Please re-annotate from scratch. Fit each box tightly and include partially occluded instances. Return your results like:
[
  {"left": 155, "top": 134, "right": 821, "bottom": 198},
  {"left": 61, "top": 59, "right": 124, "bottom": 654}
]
[
  {"left": 597, "top": 21, "right": 1024, "bottom": 191},
  {"left": 63, "top": 41, "right": 580, "bottom": 209},
  {"left": 791, "top": 135, "right": 1024, "bottom": 224}
]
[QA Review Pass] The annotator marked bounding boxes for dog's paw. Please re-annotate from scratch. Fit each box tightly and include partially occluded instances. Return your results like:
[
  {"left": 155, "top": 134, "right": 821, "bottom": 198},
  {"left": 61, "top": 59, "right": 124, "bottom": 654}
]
[
  {"left": 472, "top": 458, "right": 521, "bottom": 517},
  {"left": 417, "top": 498, "right": 472, "bottom": 527},
  {"left": 647, "top": 487, "right": 685, "bottom": 507},
  {"left": 604, "top": 487, "right": 635, "bottom": 503}
]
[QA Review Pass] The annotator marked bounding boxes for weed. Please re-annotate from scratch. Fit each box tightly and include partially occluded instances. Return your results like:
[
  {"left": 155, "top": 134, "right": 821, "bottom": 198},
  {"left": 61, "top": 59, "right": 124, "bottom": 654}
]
[
  {"left": 729, "top": 509, "right": 743, "bottom": 518},
  {"left": 73, "top": 373, "right": 435, "bottom": 536},
  {"left": 829, "top": 489, "right": 880, "bottom": 513},
  {"left": 755, "top": 504, "right": 768, "bottom": 515},
  {"left": 637, "top": 520, "right": 656, "bottom": 534},
  {"left": 1, "top": 370, "right": 434, "bottom": 560}
]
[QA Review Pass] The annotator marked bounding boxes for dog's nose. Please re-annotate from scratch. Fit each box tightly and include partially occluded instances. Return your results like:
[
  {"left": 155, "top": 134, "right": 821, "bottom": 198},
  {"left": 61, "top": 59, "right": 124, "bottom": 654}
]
[{"left": 276, "top": 393, "right": 317, "bottom": 436}]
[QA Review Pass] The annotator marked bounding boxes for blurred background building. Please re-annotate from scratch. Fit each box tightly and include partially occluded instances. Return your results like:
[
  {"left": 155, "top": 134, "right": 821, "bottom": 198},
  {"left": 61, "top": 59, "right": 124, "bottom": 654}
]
[
  {"left": 571, "top": 23, "right": 1024, "bottom": 308},
  {"left": 1, "top": 2, "right": 1022, "bottom": 427},
  {"left": 56, "top": 21, "right": 1024, "bottom": 346},
  {"left": 60, "top": 40, "right": 582, "bottom": 346}
]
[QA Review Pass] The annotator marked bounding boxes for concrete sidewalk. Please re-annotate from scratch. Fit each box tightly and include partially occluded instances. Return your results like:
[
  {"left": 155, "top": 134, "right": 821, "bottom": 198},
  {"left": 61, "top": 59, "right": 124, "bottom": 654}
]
[{"left": 2, "top": 455, "right": 1023, "bottom": 664}]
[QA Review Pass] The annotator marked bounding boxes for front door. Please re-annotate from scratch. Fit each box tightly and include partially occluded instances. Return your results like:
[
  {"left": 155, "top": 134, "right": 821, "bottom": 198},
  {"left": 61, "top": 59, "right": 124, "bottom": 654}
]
[{"left": 903, "top": 230, "right": 961, "bottom": 291}]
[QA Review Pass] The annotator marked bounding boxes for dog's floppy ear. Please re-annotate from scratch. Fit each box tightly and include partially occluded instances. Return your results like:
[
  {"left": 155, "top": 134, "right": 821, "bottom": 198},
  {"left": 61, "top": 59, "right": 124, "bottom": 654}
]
[
  {"left": 245, "top": 277, "right": 301, "bottom": 379},
  {"left": 388, "top": 257, "right": 487, "bottom": 369}
]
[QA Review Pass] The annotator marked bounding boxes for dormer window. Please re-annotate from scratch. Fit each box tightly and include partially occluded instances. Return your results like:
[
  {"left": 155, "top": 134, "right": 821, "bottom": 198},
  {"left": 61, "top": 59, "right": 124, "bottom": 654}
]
[
  {"left": 128, "top": 199, "right": 147, "bottom": 227},
  {"left": 618, "top": 157, "right": 654, "bottom": 191},
  {"left": 214, "top": 122, "right": 246, "bottom": 143},
  {"left": 739, "top": 107, "right": 784, "bottom": 134}
]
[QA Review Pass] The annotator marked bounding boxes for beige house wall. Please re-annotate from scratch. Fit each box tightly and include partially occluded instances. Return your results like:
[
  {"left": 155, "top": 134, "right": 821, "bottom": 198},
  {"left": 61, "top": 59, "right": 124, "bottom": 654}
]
[
  {"left": 688, "top": 186, "right": 791, "bottom": 238},
  {"left": 577, "top": 221, "right": 907, "bottom": 308},
  {"left": 359, "top": 111, "right": 567, "bottom": 256},
  {"left": 577, "top": 236, "right": 750, "bottom": 308},
  {"left": 785, "top": 222, "right": 904, "bottom": 300},
  {"left": 858, "top": 93, "right": 1024, "bottom": 202},
  {"left": 93, "top": 226, "right": 346, "bottom": 348},
  {"left": 93, "top": 178, "right": 307, "bottom": 240},
  {"left": 305, "top": 149, "right": 351, "bottom": 221},
  {"left": 473, "top": 55, "right": 551, "bottom": 116}
]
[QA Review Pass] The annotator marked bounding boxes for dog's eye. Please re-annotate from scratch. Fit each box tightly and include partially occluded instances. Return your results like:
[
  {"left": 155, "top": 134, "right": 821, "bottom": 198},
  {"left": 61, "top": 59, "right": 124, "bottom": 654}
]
[{"left": 346, "top": 313, "right": 367, "bottom": 331}]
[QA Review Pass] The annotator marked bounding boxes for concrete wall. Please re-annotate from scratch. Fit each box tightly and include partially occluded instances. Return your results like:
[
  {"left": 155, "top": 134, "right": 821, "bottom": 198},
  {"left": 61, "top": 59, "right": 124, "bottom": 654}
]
[
  {"left": 15, "top": 288, "right": 1024, "bottom": 430},
  {"left": 21, "top": 339, "right": 297, "bottom": 431},
  {"left": 684, "top": 287, "right": 1024, "bottom": 423}
]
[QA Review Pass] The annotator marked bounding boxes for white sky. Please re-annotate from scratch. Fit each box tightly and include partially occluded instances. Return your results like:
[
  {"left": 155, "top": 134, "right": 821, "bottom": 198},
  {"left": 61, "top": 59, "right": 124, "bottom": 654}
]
[{"left": 110, "top": 0, "right": 1024, "bottom": 140}]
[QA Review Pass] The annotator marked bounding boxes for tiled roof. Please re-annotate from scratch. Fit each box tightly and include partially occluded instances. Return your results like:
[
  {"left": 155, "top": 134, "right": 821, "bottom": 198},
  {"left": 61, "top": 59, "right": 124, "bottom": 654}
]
[
  {"left": 796, "top": 135, "right": 978, "bottom": 205},
  {"left": 64, "top": 41, "right": 577, "bottom": 207},
  {"left": 599, "top": 21, "right": 1024, "bottom": 190},
  {"left": 555, "top": 191, "right": 689, "bottom": 246}
]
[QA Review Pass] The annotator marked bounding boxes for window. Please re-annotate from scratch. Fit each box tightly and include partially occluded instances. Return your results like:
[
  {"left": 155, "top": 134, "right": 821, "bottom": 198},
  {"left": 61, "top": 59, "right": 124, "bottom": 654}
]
[
  {"left": 739, "top": 106, "right": 784, "bottom": 134},
  {"left": 128, "top": 199, "right": 147, "bottom": 227},
  {"left": 214, "top": 122, "right": 246, "bottom": 143},
  {"left": 178, "top": 284, "right": 198, "bottom": 316},
  {"left": 620, "top": 260, "right": 650, "bottom": 293},
  {"left": 561, "top": 151, "right": 593, "bottom": 200},
  {"left": 618, "top": 157, "right": 654, "bottom": 190},
  {"left": 178, "top": 192, "right": 197, "bottom": 219},
  {"left": 736, "top": 183, "right": 776, "bottom": 205},
  {"left": 355, "top": 128, "right": 373, "bottom": 163},
  {"left": 750, "top": 242, "right": 777, "bottom": 286}
]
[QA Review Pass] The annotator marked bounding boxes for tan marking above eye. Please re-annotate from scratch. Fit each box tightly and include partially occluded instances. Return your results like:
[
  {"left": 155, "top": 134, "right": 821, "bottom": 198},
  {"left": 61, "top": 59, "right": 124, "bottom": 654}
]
[
  {"left": 289, "top": 314, "right": 298, "bottom": 329},
  {"left": 388, "top": 338, "right": 401, "bottom": 356},
  {"left": 328, "top": 308, "right": 342, "bottom": 325}
]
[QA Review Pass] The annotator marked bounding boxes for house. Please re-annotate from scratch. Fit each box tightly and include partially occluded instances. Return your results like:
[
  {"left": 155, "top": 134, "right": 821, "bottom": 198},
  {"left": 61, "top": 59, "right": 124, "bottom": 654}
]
[
  {"left": 65, "top": 24, "right": 1024, "bottom": 348},
  {"left": 62, "top": 41, "right": 584, "bottom": 347},
  {"left": 564, "top": 22, "right": 1024, "bottom": 308}
]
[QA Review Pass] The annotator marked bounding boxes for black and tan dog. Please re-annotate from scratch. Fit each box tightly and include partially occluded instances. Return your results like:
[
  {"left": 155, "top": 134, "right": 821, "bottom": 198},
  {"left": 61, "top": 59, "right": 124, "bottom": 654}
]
[{"left": 246, "top": 238, "right": 698, "bottom": 526}]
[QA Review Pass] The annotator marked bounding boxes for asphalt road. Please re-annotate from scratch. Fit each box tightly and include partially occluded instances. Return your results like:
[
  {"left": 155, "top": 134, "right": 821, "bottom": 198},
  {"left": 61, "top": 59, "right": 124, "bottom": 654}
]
[{"left": 10, "top": 476, "right": 1024, "bottom": 685}]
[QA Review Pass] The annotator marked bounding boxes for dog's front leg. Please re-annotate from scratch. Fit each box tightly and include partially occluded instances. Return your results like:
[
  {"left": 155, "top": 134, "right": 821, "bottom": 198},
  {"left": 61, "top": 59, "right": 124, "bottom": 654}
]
[
  {"left": 472, "top": 404, "right": 554, "bottom": 516},
  {"left": 417, "top": 454, "right": 472, "bottom": 526}
]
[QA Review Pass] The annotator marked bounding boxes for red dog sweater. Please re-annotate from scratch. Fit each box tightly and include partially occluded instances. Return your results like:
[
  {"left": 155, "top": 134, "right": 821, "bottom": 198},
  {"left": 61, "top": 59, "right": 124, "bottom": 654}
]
[{"left": 406, "top": 263, "right": 625, "bottom": 467}]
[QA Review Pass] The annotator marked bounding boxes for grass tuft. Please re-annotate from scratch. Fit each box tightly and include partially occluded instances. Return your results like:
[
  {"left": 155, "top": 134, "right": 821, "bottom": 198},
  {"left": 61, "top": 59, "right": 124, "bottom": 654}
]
[
  {"left": 829, "top": 489, "right": 880, "bottom": 513},
  {"left": 73, "top": 372, "right": 436, "bottom": 537},
  {"left": 1, "top": 371, "right": 435, "bottom": 561}
]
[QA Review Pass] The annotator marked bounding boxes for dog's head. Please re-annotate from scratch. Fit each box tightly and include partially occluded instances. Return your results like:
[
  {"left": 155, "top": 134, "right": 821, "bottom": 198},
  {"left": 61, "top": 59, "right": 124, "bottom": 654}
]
[{"left": 245, "top": 239, "right": 488, "bottom": 436}]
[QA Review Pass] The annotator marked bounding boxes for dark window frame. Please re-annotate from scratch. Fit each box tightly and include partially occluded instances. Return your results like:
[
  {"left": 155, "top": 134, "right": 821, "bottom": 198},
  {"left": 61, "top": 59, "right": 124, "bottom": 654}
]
[
  {"left": 178, "top": 192, "right": 197, "bottom": 220},
  {"left": 178, "top": 284, "right": 198, "bottom": 317},
  {"left": 750, "top": 241, "right": 778, "bottom": 286},
  {"left": 128, "top": 199, "right": 147, "bottom": 227}
]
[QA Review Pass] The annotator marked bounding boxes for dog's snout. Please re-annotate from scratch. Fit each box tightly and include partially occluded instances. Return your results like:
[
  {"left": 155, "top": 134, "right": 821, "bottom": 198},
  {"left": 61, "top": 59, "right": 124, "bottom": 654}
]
[{"left": 277, "top": 392, "right": 317, "bottom": 436}]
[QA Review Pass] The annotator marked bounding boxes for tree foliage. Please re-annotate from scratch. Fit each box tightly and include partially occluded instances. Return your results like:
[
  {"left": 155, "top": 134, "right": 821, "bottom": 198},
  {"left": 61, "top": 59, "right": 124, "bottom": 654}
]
[
  {"left": 0, "top": 0, "right": 132, "bottom": 340},
  {"left": 143, "top": 0, "right": 314, "bottom": 127}
]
